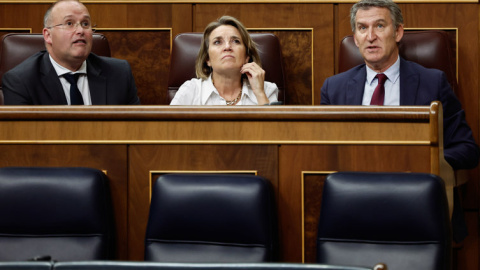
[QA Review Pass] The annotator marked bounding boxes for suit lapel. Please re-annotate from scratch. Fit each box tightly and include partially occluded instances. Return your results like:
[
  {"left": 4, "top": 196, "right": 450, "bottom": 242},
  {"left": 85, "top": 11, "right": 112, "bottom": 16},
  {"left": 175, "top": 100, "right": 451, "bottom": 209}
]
[
  {"left": 86, "top": 56, "right": 107, "bottom": 105},
  {"left": 399, "top": 58, "right": 420, "bottom": 105},
  {"left": 346, "top": 67, "right": 367, "bottom": 105},
  {"left": 40, "top": 53, "right": 68, "bottom": 105}
]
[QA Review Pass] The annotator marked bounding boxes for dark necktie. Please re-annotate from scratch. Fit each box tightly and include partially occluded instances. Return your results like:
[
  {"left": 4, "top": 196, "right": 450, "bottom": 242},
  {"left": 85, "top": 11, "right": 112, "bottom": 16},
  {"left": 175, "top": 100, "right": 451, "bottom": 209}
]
[
  {"left": 63, "top": 73, "right": 84, "bottom": 105},
  {"left": 370, "top": 73, "right": 388, "bottom": 105}
]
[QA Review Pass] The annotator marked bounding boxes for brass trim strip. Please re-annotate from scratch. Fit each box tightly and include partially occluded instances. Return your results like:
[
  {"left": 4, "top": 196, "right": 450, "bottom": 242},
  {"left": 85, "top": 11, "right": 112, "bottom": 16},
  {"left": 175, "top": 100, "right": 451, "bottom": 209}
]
[
  {"left": 0, "top": 28, "right": 33, "bottom": 33},
  {"left": 95, "top": 28, "right": 172, "bottom": 31},
  {"left": 0, "top": 140, "right": 433, "bottom": 145}
]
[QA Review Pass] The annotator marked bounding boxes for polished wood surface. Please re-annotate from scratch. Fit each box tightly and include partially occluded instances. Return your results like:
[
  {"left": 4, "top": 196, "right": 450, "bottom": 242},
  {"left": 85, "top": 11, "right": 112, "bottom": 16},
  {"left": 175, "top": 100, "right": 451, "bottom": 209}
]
[{"left": 0, "top": 104, "right": 450, "bottom": 261}]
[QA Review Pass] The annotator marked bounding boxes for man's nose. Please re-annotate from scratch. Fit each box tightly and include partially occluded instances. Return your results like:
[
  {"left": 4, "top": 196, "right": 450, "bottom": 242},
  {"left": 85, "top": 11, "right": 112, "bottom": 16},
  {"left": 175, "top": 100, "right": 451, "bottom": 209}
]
[
  {"left": 367, "top": 27, "right": 376, "bottom": 41},
  {"left": 74, "top": 23, "right": 85, "bottom": 34}
]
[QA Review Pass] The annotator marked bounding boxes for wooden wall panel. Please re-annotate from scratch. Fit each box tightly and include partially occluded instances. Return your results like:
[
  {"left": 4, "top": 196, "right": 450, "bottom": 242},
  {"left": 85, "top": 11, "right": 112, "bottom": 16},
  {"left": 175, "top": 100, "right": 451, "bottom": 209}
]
[
  {"left": 252, "top": 29, "right": 313, "bottom": 105},
  {"left": 0, "top": 4, "right": 48, "bottom": 33},
  {"left": 128, "top": 144, "right": 278, "bottom": 260},
  {"left": 98, "top": 30, "right": 171, "bottom": 105}
]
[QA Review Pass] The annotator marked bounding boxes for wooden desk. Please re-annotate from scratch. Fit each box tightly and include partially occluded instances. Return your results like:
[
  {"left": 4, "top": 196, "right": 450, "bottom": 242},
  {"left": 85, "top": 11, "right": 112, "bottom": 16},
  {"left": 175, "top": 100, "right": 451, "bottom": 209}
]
[{"left": 0, "top": 102, "right": 453, "bottom": 262}]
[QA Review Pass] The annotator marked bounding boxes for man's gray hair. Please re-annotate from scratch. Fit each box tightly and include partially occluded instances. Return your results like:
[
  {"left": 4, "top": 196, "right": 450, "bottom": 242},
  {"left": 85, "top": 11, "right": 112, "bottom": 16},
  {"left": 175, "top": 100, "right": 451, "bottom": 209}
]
[{"left": 350, "top": 0, "right": 404, "bottom": 32}]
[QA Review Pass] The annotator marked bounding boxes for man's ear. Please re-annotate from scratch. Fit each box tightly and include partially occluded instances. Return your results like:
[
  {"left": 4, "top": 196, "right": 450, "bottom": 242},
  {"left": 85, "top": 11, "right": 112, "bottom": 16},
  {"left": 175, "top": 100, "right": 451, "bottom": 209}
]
[
  {"left": 395, "top": 24, "right": 404, "bottom": 42},
  {"left": 43, "top": 28, "right": 53, "bottom": 45},
  {"left": 354, "top": 33, "right": 360, "bottom": 48}
]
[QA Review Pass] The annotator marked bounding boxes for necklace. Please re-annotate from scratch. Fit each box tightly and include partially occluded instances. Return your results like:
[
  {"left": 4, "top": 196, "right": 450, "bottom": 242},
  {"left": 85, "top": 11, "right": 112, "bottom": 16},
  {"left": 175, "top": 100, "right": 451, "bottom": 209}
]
[
  {"left": 211, "top": 77, "right": 242, "bottom": 105},
  {"left": 225, "top": 90, "right": 242, "bottom": 105}
]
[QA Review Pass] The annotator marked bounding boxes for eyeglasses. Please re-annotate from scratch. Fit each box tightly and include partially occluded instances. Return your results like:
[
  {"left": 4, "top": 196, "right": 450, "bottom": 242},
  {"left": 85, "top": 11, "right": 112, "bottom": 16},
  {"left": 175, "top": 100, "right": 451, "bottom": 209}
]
[{"left": 46, "top": 21, "right": 96, "bottom": 32}]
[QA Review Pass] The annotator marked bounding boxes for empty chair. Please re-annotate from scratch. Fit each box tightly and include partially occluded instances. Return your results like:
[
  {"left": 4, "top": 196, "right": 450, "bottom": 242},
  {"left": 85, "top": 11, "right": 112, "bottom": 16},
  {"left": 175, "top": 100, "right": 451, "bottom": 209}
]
[
  {"left": 0, "top": 33, "right": 111, "bottom": 105},
  {"left": 0, "top": 167, "right": 115, "bottom": 261},
  {"left": 144, "top": 173, "right": 278, "bottom": 262},
  {"left": 167, "top": 32, "right": 286, "bottom": 104},
  {"left": 317, "top": 172, "right": 451, "bottom": 270}
]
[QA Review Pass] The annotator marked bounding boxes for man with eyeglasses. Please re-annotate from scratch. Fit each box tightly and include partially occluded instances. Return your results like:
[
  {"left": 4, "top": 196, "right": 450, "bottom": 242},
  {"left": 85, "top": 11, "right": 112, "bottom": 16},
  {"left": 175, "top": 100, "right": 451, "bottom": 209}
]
[{"left": 2, "top": 0, "right": 140, "bottom": 105}]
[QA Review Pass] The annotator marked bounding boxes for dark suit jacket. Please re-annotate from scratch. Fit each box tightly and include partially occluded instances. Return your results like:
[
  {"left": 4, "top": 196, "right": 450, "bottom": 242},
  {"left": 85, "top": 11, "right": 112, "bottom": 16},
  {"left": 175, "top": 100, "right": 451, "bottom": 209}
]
[
  {"left": 321, "top": 57, "right": 479, "bottom": 170},
  {"left": 2, "top": 51, "right": 140, "bottom": 105}
]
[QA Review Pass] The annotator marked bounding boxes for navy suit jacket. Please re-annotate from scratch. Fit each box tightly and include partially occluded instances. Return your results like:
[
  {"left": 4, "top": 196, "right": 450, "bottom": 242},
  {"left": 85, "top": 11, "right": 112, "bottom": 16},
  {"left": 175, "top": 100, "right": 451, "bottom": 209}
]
[
  {"left": 2, "top": 51, "right": 140, "bottom": 105},
  {"left": 321, "top": 57, "right": 479, "bottom": 170}
]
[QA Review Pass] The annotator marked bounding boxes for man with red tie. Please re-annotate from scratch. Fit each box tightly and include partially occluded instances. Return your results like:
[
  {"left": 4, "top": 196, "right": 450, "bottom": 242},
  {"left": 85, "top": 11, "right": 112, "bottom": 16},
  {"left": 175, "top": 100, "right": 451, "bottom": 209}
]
[{"left": 320, "top": 0, "right": 479, "bottom": 242}]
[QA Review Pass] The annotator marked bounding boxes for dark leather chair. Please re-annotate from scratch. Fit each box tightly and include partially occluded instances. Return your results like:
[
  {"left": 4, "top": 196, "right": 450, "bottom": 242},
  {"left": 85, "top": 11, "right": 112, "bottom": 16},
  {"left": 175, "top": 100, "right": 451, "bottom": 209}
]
[
  {"left": 144, "top": 173, "right": 278, "bottom": 263},
  {"left": 53, "top": 261, "right": 383, "bottom": 270},
  {"left": 0, "top": 33, "right": 111, "bottom": 105},
  {"left": 317, "top": 172, "right": 451, "bottom": 270},
  {"left": 0, "top": 167, "right": 115, "bottom": 261},
  {"left": 338, "top": 30, "right": 457, "bottom": 93},
  {"left": 0, "top": 261, "right": 52, "bottom": 270},
  {"left": 167, "top": 32, "right": 286, "bottom": 104}
]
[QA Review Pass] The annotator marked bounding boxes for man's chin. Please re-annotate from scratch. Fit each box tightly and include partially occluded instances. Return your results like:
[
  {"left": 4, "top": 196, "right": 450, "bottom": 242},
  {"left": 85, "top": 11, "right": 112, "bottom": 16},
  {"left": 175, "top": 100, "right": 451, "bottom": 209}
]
[{"left": 72, "top": 51, "right": 90, "bottom": 60}]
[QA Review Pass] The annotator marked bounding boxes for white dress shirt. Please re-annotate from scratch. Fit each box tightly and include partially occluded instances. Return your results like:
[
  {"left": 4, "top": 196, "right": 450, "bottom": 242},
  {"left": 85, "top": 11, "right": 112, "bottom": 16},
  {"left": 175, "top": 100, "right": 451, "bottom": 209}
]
[
  {"left": 170, "top": 75, "right": 279, "bottom": 105},
  {"left": 362, "top": 56, "right": 401, "bottom": 106},
  {"left": 49, "top": 55, "right": 92, "bottom": 105}
]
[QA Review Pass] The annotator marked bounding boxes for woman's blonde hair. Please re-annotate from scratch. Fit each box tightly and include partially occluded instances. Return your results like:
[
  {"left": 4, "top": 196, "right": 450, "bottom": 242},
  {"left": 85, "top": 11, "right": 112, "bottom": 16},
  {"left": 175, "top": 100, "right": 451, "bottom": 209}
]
[{"left": 195, "top": 15, "right": 261, "bottom": 80}]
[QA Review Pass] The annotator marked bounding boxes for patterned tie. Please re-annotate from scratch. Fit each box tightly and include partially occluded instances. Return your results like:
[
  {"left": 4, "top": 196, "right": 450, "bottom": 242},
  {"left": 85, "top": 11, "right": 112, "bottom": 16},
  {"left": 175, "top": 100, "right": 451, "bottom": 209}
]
[
  {"left": 63, "top": 73, "right": 84, "bottom": 105},
  {"left": 370, "top": 73, "right": 388, "bottom": 105}
]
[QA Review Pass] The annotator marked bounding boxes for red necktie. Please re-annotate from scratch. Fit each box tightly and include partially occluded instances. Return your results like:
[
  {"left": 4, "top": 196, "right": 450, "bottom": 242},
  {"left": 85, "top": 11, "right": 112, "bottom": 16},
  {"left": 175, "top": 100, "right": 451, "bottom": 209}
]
[{"left": 370, "top": 73, "right": 387, "bottom": 105}]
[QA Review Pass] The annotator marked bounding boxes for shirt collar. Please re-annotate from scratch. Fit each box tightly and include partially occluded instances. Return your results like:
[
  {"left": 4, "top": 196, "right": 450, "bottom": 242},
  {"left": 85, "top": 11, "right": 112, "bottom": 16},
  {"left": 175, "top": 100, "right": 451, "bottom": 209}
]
[
  {"left": 366, "top": 55, "right": 400, "bottom": 85},
  {"left": 201, "top": 75, "right": 217, "bottom": 105},
  {"left": 201, "top": 75, "right": 250, "bottom": 105},
  {"left": 49, "top": 54, "right": 87, "bottom": 77}
]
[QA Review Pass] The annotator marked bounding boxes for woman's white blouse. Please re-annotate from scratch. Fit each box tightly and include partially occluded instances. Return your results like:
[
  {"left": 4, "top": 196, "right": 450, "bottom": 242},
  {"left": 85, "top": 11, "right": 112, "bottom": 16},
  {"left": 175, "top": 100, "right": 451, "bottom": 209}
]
[{"left": 170, "top": 75, "right": 279, "bottom": 105}]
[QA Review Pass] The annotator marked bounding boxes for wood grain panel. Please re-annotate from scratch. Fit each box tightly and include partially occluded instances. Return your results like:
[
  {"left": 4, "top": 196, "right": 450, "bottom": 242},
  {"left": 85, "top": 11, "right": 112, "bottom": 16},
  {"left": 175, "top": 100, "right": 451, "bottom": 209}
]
[
  {"left": 128, "top": 144, "right": 278, "bottom": 260},
  {"left": 85, "top": 3, "right": 173, "bottom": 28},
  {"left": 0, "top": 4, "right": 48, "bottom": 33},
  {"left": 0, "top": 145, "right": 129, "bottom": 259},
  {"left": 303, "top": 173, "right": 326, "bottom": 263},
  {"left": 97, "top": 30, "right": 171, "bottom": 105},
  {"left": 454, "top": 210, "right": 479, "bottom": 269},
  {"left": 249, "top": 29, "right": 313, "bottom": 105}
]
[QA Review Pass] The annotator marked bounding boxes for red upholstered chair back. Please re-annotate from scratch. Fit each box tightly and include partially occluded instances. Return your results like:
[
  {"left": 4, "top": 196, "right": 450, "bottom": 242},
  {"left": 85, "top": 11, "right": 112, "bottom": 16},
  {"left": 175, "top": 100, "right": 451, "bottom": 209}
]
[
  {"left": 0, "top": 33, "right": 111, "bottom": 105},
  {"left": 339, "top": 30, "right": 457, "bottom": 93},
  {"left": 167, "top": 32, "right": 286, "bottom": 104}
]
